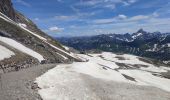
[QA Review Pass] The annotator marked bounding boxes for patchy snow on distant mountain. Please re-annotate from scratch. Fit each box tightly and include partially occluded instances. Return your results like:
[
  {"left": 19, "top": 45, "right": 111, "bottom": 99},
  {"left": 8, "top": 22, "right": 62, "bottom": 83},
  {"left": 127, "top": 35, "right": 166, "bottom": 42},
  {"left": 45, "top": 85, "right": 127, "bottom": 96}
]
[
  {"left": 36, "top": 52, "right": 170, "bottom": 100},
  {"left": 167, "top": 43, "right": 170, "bottom": 47},
  {"left": 132, "top": 32, "right": 143, "bottom": 39},
  {"left": 0, "top": 45, "right": 15, "bottom": 60}
]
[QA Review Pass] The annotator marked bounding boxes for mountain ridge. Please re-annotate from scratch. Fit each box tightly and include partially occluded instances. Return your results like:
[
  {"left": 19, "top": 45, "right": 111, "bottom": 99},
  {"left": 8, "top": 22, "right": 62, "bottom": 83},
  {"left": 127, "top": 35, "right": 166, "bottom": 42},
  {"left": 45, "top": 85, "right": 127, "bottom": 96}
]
[{"left": 57, "top": 29, "right": 170, "bottom": 64}]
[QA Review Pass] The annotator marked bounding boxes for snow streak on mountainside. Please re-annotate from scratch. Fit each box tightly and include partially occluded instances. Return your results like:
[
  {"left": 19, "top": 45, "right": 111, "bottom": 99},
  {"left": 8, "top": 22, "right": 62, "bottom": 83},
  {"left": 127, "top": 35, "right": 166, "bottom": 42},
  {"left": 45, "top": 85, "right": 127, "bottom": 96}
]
[
  {"left": 36, "top": 52, "right": 170, "bottom": 100},
  {"left": 0, "top": 36, "right": 44, "bottom": 62}
]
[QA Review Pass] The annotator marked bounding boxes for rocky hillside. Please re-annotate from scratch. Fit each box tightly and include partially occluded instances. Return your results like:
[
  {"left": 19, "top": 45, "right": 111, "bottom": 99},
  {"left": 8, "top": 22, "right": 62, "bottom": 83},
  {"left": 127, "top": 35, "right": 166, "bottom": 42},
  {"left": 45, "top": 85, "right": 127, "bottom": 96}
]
[
  {"left": 57, "top": 29, "right": 170, "bottom": 64},
  {"left": 0, "top": 0, "right": 81, "bottom": 73}
]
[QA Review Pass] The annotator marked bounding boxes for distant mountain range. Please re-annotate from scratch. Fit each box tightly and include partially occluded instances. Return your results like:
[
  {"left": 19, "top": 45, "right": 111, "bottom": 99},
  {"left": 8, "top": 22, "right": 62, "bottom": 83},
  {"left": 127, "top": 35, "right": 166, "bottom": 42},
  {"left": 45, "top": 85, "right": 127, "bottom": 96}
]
[{"left": 57, "top": 29, "right": 170, "bottom": 63}]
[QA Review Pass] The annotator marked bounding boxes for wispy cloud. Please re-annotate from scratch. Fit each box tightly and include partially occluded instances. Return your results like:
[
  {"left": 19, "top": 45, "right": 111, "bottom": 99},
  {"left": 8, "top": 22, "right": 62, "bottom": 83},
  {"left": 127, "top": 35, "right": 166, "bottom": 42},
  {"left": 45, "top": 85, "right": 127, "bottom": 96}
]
[
  {"left": 92, "top": 17, "right": 116, "bottom": 24},
  {"left": 75, "top": 0, "right": 137, "bottom": 10},
  {"left": 15, "top": 0, "right": 31, "bottom": 7},
  {"left": 118, "top": 14, "right": 127, "bottom": 19},
  {"left": 54, "top": 10, "right": 100, "bottom": 22},
  {"left": 123, "top": 0, "right": 137, "bottom": 6},
  {"left": 153, "top": 2, "right": 170, "bottom": 17},
  {"left": 57, "top": 0, "right": 62, "bottom": 2},
  {"left": 128, "top": 15, "right": 149, "bottom": 21},
  {"left": 54, "top": 15, "right": 77, "bottom": 21},
  {"left": 104, "top": 4, "right": 116, "bottom": 9},
  {"left": 34, "top": 18, "right": 40, "bottom": 21},
  {"left": 92, "top": 14, "right": 150, "bottom": 24},
  {"left": 44, "top": 26, "right": 64, "bottom": 33}
]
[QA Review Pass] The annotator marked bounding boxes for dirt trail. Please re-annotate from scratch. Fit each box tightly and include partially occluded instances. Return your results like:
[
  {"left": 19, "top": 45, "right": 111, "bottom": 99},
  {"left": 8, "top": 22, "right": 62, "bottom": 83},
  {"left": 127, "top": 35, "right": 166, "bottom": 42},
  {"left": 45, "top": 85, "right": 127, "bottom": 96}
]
[{"left": 0, "top": 64, "right": 56, "bottom": 100}]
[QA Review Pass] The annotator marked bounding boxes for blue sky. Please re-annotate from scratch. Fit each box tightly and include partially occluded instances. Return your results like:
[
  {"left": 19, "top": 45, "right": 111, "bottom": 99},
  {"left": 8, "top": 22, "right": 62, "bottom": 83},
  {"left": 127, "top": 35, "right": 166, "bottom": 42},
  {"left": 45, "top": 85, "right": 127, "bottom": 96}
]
[{"left": 12, "top": 0, "right": 170, "bottom": 37}]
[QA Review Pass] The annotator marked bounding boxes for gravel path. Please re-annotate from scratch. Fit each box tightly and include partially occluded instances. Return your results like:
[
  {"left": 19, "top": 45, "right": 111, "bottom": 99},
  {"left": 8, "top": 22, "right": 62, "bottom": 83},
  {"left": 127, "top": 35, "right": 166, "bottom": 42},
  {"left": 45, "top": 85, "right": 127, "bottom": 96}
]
[{"left": 0, "top": 64, "right": 56, "bottom": 100}]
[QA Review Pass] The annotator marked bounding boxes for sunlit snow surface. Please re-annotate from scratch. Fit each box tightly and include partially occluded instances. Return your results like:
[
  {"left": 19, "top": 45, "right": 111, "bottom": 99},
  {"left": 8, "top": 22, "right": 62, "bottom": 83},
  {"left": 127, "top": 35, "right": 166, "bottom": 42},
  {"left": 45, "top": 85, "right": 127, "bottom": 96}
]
[
  {"left": 36, "top": 52, "right": 170, "bottom": 100},
  {"left": 0, "top": 36, "right": 44, "bottom": 62},
  {"left": 0, "top": 45, "right": 15, "bottom": 60}
]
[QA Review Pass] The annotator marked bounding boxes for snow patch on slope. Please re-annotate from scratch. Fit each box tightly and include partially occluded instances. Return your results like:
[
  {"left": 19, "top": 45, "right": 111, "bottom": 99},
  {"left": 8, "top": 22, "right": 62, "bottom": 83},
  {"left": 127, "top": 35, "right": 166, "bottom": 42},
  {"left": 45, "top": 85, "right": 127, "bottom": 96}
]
[
  {"left": 119, "top": 69, "right": 170, "bottom": 92},
  {"left": 18, "top": 23, "right": 27, "bottom": 28},
  {"left": 71, "top": 62, "right": 127, "bottom": 82},
  {"left": 56, "top": 53, "right": 68, "bottom": 60},
  {"left": 0, "top": 36, "right": 44, "bottom": 62},
  {"left": 45, "top": 41, "right": 78, "bottom": 59},
  {"left": 0, "top": 45, "right": 15, "bottom": 60}
]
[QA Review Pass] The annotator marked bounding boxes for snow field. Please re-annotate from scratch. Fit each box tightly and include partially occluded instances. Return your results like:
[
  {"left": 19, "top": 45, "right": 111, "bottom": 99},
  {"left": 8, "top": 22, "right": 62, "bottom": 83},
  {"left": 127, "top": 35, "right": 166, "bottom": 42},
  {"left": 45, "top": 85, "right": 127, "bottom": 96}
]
[
  {"left": 36, "top": 52, "right": 170, "bottom": 100},
  {"left": 0, "top": 45, "right": 15, "bottom": 60}
]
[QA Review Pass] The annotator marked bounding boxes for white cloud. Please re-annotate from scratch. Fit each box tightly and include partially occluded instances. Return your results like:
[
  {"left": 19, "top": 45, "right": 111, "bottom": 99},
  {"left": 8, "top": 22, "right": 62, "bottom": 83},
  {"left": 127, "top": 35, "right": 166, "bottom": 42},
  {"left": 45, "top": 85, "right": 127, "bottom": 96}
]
[
  {"left": 54, "top": 10, "right": 99, "bottom": 21},
  {"left": 70, "top": 5, "right": 80, "bottom": 13},
  {"left": 45, "top": 26, "right": 64, "bottom": 33},
  {"left": 78, "top": 0, "right": 101, "bottom": 6},
  {"left": 57, "top": 0, "right": 62, "bottom": 2},
  {"left": 152, "top": 12, "right": 159, "bottom": 17},
  {"left": 92, "top": 14, "right": 149, "bottom": 24},
  {"left": 122, "top": 0, "right": 137, "bottom": 6},
  {"left": 128, "top": 15, "right": 149, "bottom": 21},
  {"left": 118, "top": 14, "right": 127, "bottom": 19},
  {"left": 75, "top": 0, "right": 137, "bottom": 10},
  {"left": 128, "top": 0, "right": 137, "bottom": 3},
  {"left": 104, "top": 4, "right": 116, "bottom": 9},
  {"left": 34, "top": 18, "right": 39, "bottom": 21},
  {"left": 54, "top": 15, "right": 76, "bottom": 20},
  {"left": 153, "top": 2, "right": 170, "bottom": 17},
  {"left": 92, "top": 14, "right": 127, "bottom": 24},
  {"left": 92, "top": 18, "right": 116, "bottom": 24},
  {"left": 69, "top": 25, "right": 77, "bottom": 29}
]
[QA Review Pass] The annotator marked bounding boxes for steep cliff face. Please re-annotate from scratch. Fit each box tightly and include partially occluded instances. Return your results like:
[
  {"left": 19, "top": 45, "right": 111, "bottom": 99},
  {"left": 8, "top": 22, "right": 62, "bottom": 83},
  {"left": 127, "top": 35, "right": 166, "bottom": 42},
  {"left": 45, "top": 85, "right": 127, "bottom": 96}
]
[
  {"left": 0, "top": 0, "right": 16, "bottom": 20},
  {"left": 0, "top": 0, "right": 81, "bottom": 73},
  {"left": 0, "top": 0, "right": 51, "bottom": 39}
]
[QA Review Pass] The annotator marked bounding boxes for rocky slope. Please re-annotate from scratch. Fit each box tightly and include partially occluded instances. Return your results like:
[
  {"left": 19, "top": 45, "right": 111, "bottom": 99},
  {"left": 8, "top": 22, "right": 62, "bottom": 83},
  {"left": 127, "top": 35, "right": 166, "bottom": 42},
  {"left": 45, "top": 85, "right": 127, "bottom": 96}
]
[
  {"left": 0, "top": 0, "right": 81, "bottom": 73},
  {"left": 57, "top": 29, "right": 170, "bottom": 64}
]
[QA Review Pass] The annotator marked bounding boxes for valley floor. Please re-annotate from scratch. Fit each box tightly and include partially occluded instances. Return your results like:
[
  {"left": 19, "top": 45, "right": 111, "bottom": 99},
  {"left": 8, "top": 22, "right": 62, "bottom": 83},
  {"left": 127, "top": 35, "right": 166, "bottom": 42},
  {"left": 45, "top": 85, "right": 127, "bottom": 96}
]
[
  {"left": 0, "top": 64, "right": 170, "bottom": 100},
  {"left": 1, "top": 52, "right": 170, "bottom": 100},
  {"left": 38, "top": 73, "right": 170, "bottom": 100}
]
